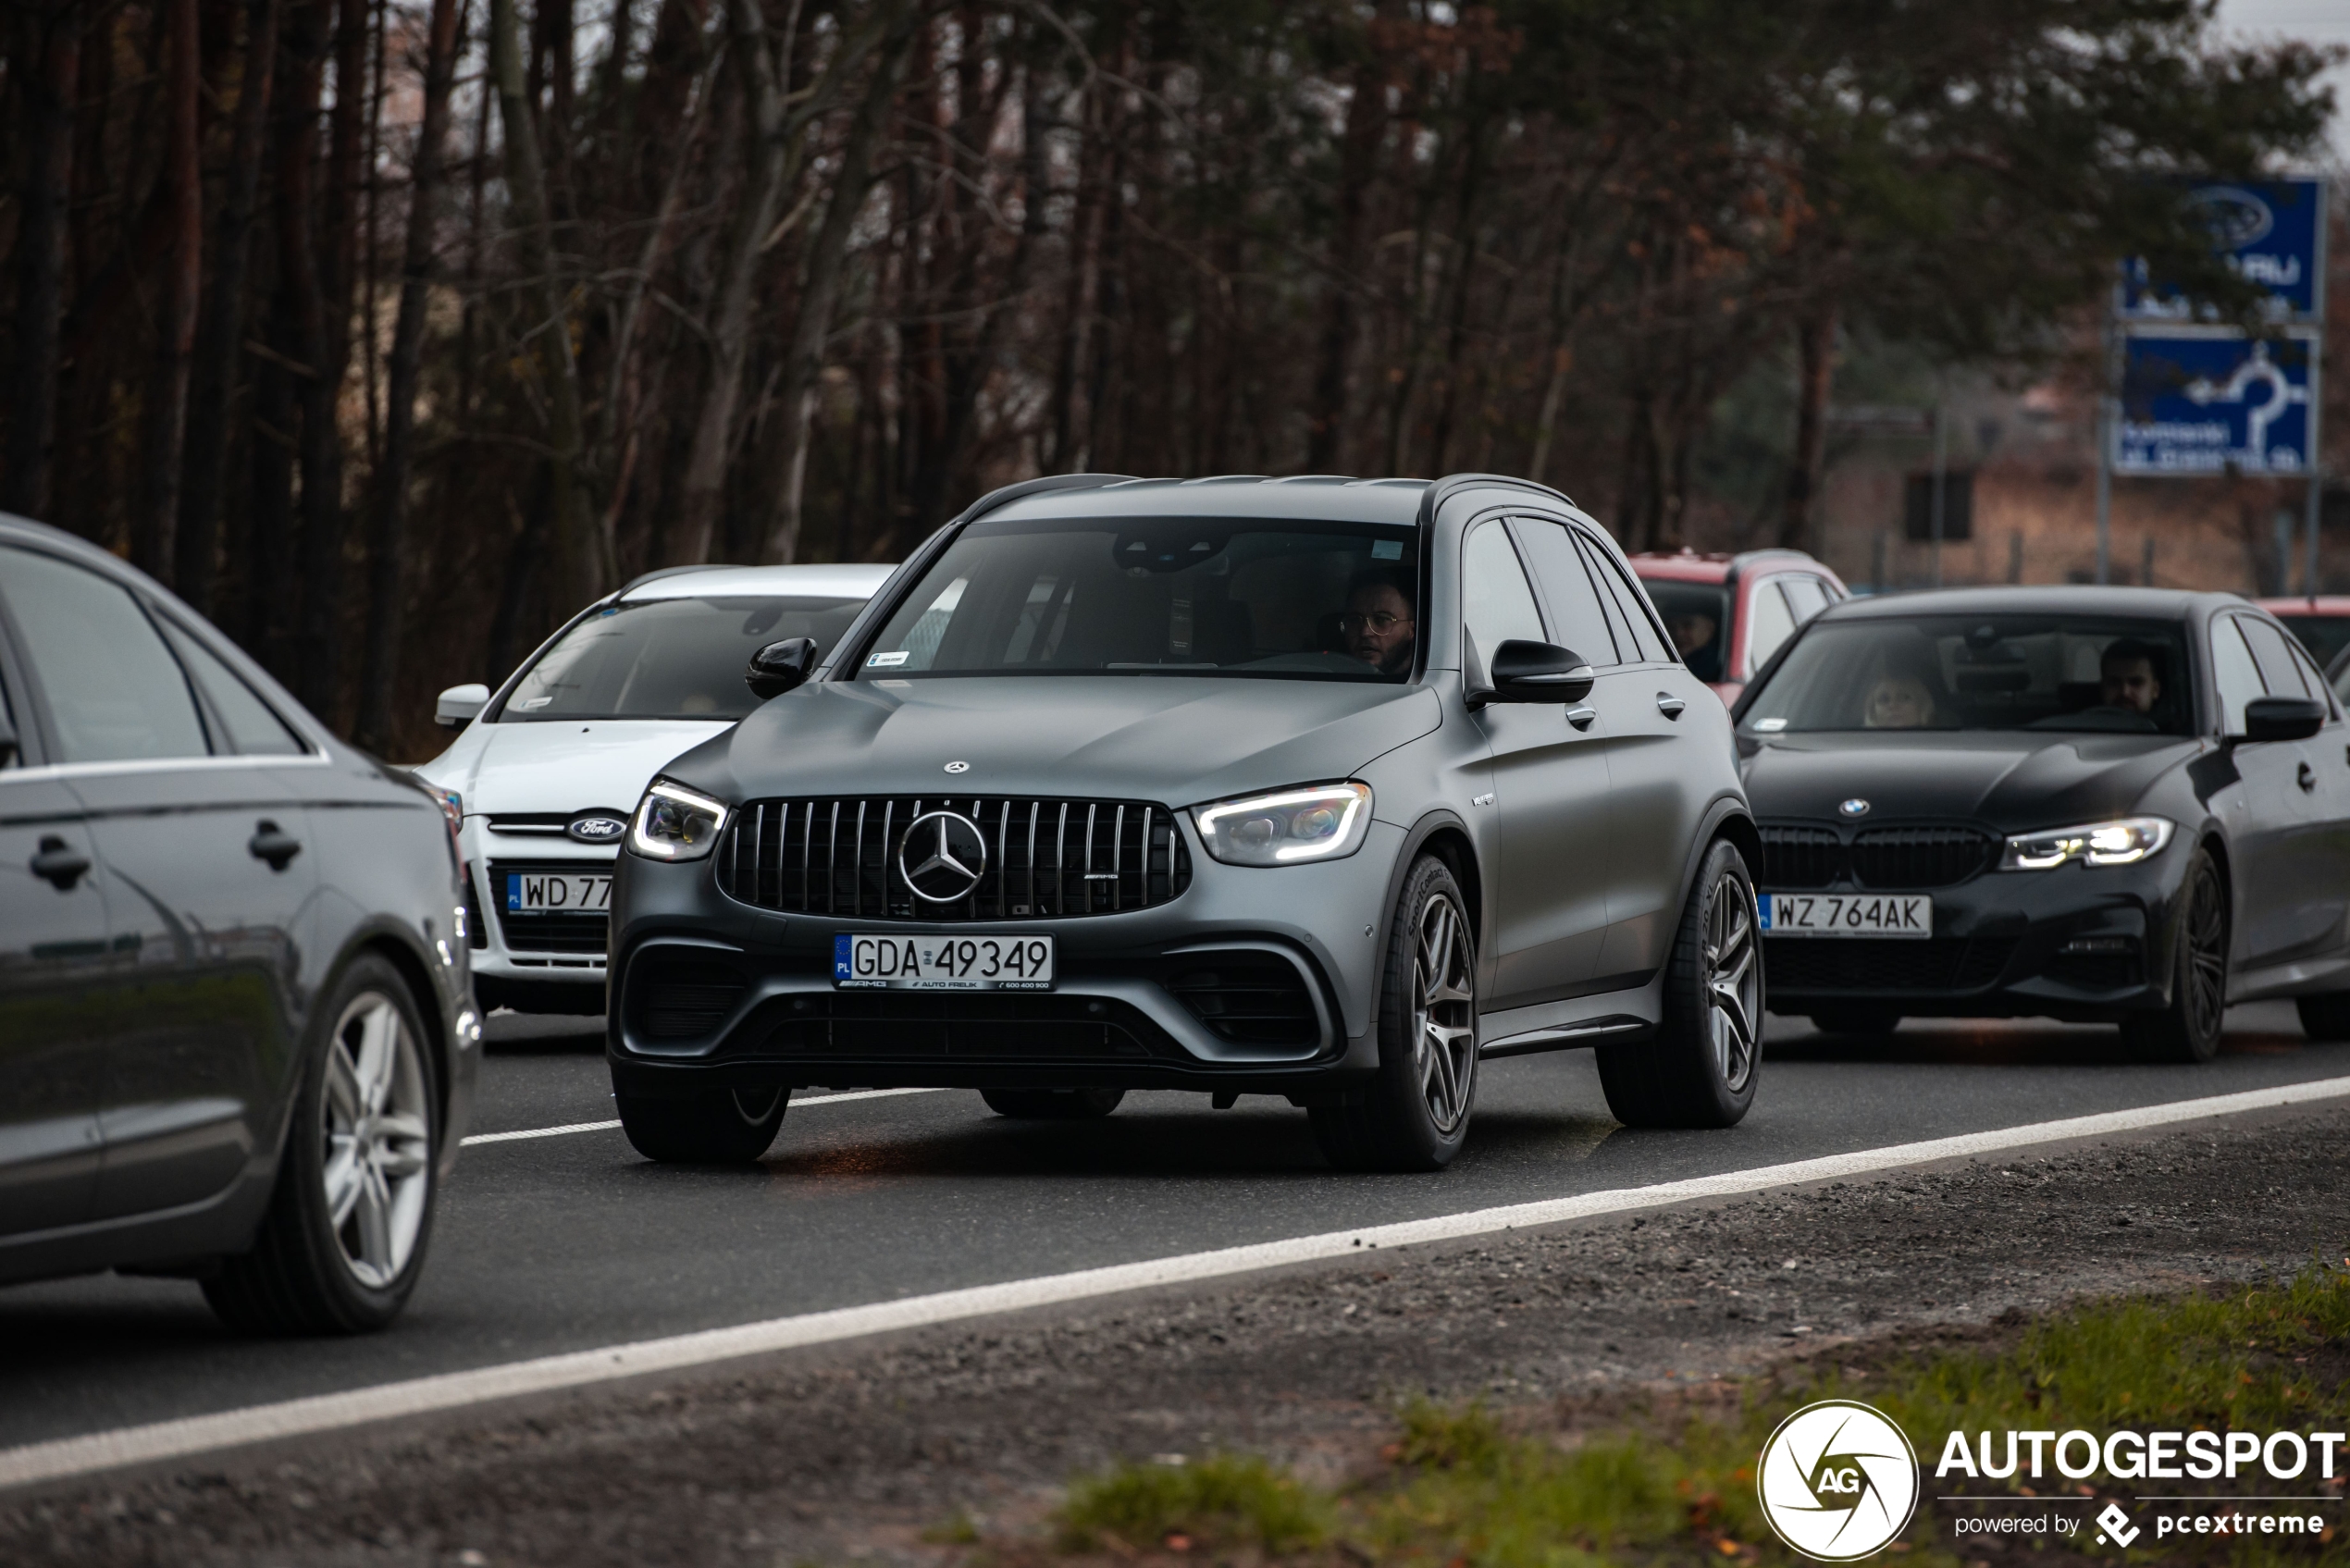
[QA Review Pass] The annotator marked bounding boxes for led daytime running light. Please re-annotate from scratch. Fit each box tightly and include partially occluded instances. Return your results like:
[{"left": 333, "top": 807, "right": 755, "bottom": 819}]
[
  {"left": 1191, "top": 783, "right": 1374, "bottom": 867},
  {"left": 629, "top": 779, "right": 731, "bottom": 862},
  {"left": 1999, "top": 816, "right": 2173, "bottom": 871}
]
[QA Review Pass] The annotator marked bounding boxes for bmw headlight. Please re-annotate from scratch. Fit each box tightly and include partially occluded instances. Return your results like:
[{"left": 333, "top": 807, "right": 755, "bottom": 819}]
[
  {"left": 1999, "top": 816, "right": 2173, "bottom": 870},
  {"left": 1191, "top": 783, "right": 1373, "bottom": 867},
  {"left": 628, "top": 779, "right": 731, "bottom": 862}
]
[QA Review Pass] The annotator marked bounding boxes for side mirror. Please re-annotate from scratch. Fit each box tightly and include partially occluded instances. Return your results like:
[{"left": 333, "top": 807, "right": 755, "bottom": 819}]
[
  {"left": 435, "top": 683, "right": 490, "bottom": 728},
  {"left": 1487, "top": 640, "right": 1596, "bottom": 704},
  {"left": 2242, "top": 695, "right": 2326, "bottom": 744},
  {"left": 746, "top": 636, "right": 818, "bottom": 700}
]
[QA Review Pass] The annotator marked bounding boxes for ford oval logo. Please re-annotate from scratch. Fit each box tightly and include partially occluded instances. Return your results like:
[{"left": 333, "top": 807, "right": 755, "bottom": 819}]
[
  {"left": 568, "top": 813, "right": 628, "bottom": 843},
  {"left": 1838, "top": 798, "right": 1871, "bottom": 819}
]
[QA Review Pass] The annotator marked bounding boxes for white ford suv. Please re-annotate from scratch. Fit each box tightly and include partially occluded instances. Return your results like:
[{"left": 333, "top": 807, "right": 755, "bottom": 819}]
[{"left": 416, "top": 562, "right": 894, "bottom": 1014}]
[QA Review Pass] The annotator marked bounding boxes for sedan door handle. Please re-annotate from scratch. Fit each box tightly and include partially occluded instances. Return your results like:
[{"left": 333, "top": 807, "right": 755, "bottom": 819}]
[
  {"left": 1656, "top": 694, "right": 1687, "bottom": 719},
  {"left": 1566, "top": 707, "right": 1598, "bottom": 731},
  {"left": 2299, "top": 761, "right": 2318, "bottom": 793},
  {"left": 31, "top": 835, "right": 91, "bottom": 891},
  {"left": 249, "top": 820, "right": 303, "bottom": 871}
]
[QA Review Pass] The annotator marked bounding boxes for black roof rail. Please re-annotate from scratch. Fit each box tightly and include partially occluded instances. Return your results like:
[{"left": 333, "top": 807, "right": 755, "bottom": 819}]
[
  {"left": 615, "top": 562, "right": 740, "bottom": 597},
  {"left": 955, "top": 473, "right": 1139, "bottom": 525},
  {"left": 1428, "top": 472, "right": 1577, "bottom": 511}
]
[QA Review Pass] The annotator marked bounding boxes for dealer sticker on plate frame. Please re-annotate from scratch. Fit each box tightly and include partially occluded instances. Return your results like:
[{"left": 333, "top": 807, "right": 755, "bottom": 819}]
[
  {"left": 834, "top": 932, "right": 1055, "bottom": 990},
  {"left": 1760, "top": 893, "right": 1932, "bottom": 938}
]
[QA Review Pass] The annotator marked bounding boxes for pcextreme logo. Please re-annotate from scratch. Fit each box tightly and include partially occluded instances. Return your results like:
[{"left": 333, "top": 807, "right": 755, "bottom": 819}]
[{"left": 1757, "top": 1400, "right": 1922, "bottom": 1561}]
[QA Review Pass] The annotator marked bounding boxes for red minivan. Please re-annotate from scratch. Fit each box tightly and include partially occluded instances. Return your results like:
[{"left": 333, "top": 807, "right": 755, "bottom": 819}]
[{"left": 1628, "top": 548, "right": 1850, "bottom": 704}]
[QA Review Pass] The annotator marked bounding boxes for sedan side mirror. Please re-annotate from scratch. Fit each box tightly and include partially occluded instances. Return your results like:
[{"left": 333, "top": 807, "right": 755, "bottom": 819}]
[
  {"left": 746, "top": 636, "right": 819, "bottom": 700},
  {"left": 1488, "top": 640, "right": 1596, "bottom": 704},
  {"left": 2242, "top": 695, "right": 2326, "bottom": 744},
  {"left": 435, "top": 683, "right": 490, "bottom": 728}
]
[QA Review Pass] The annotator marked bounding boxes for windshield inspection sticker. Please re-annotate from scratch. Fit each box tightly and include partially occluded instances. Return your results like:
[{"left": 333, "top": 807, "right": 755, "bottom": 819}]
[
  {"left": 1371, "top": 538, "right": 1404, "bottom": 560},
  {"left": 867, "top": 650, "right": 910, "bottom": 667}
]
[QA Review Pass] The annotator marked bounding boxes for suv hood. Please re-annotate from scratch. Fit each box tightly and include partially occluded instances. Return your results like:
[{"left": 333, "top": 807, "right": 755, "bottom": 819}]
[
  {"left": 416, "top": 718, "right": 735, "bottom": 818},
  {"left": 670, "top": 677, "right": 1443, "bottom": 809},
  {"left": 1740, "top": 730, "right": 2203, "bottom": 830}
]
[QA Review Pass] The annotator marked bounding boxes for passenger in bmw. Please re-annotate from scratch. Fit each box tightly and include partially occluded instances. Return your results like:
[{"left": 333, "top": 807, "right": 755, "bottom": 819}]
[{"left": 1861, "top": 661, "right": 1942, "bottom": 730}]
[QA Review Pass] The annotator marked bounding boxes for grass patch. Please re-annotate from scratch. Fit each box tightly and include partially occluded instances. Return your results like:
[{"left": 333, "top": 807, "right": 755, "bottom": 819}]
[
  {"left": 1036, "top": 1266, "right": 2350, "bottom": 1565},
  {"left": 1058, "top": 1453, "right": 1333, "bottom": 1554}
]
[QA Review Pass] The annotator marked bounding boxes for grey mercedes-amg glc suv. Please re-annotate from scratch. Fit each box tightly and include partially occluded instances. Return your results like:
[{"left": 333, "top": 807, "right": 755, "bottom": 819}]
[{"left": 608, "top": 473, "right": 1762, "bottom": 1170}]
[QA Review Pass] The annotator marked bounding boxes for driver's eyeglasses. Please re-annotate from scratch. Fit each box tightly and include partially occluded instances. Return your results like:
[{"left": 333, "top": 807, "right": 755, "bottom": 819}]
[{"left": 1338, "top": 611, "right": 1409, "bottom": 634}]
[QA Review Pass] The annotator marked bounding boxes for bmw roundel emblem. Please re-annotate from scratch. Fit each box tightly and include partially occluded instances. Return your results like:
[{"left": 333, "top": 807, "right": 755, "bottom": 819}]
[
  {"left": 567, "top": 812, "right": 629, "bottom": 843},
  {"left": 1838, "top": 798, "right": 1871, "bottom": 819}
]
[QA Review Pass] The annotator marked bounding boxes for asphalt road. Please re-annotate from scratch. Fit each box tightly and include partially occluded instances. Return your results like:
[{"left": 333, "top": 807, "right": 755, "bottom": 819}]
[{"left": 4, "top": 1002, "right": 2347, "bottom": 1454}]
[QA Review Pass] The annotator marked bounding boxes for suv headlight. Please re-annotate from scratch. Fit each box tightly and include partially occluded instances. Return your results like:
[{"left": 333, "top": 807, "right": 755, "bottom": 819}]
[
  {"left": 1999, "top": 816, "right": 2173, "bottom": 870},
  {"left": 1191, "top": 783, "right": 1373, "bottom": 867},
  {"left": 629, "top": 779, "right": 731, "bottom": 861}
]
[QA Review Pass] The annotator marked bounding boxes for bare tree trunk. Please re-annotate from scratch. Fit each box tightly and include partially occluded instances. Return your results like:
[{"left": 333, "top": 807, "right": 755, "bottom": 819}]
[
  {"left": 761, "top": 3, "right": 918, "bottom": 563},
  {"left": 489, "top": 0, "right": 602, "bottom": 608},
  {"left": 354, "top": 0, "right": 464, "bottom": 754},
  {"left": 133, "top": 0, "right": 204, "bottom": 584},
  {"left": 1777, "top": 297, "right": 1837, "bottom": 549},
  {"left": 4, "top": 2, "right": 80, "bottom": 519},
  {"left": 177, "top": 0, "right": 280, "bottom": 612},
  {"left": 670, "top": 0, "right": 807, "bottom": 566},
  {"left": 1305, "top": 6, "right": 1391, "bottom": 475}
]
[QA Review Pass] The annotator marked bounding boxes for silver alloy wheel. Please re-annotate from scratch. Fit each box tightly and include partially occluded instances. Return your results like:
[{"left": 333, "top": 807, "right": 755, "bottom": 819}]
[
  {"left": 1412, "top": 890, "right": 1478, "bottom": 1134},
  {"left": 320, "top": 991, "right": 432, "bottom": 1289},
  {"left": 1704, "top": 871, "right": 1759, "bottom": 1093}
]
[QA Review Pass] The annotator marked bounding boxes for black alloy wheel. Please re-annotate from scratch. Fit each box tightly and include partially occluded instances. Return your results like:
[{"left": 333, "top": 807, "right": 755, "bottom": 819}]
[
  {"left": 1599, "top": 838, "right": 1762, "bottom": 1128},
  {"left": 1311, "top": 853, "right": 1478, "bottom": 1172},
  {"left": 204, "top": 954, "right": 440, "bottom": 1334},
  {"left": 2121, "top": 847, "right": 2227, "bottom": 1065},
  {"left": 982, "top": 1087, "right": 1126, "bottom": 1119},
  {"left": 616, "top": 1085, "right": 790, "bottom": 1162}
]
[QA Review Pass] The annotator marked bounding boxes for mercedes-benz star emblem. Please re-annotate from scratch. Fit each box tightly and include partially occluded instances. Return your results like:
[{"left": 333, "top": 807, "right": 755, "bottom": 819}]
[
  {"left": 898, "top": 811, "right": 988, "bottom": 902},
  {"left": 943, "top": 760, "right": 971, "bottom": 773},
  {"left": 1838, "top": 797, "right": 1871, "bottom": 818}
]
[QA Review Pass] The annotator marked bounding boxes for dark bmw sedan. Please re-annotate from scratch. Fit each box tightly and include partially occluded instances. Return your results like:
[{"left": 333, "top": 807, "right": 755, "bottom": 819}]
[
  {"left": 608, "top": 473, "right": 1762, "bottom": 1171},
  {"left": 1735, "top": 586, "right": 2350, "bottom": 1060},
  {"left": 0, "top": 516, "right": 477, "bottom": 1331}
]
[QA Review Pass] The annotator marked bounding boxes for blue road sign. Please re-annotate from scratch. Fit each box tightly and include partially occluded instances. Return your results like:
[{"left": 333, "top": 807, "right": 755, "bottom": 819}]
[
  {"left": 2121, "top": 179, "right": 2325, "bottom": 323},
  {"left": 2115, "top": 333, "right": 2315, "bottom": 476}
]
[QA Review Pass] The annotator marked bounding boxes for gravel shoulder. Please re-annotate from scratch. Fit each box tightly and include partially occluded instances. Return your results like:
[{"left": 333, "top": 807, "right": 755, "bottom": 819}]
[{"left": 6, "top": 1104, "right": 2346, "bottom": 1568}]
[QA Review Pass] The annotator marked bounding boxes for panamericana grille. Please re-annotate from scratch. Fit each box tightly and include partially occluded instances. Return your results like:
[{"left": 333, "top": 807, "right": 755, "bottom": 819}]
[
  {"left": 716, "top": 796, "right": 1193, "bottom": 920},
  {"left": 1763, "top": 936, "right": 2017, "bottom": 993},
  {"left": 486, "top": 859, "right": 610, "bottom": 954},
  {"left": 1758, "top": 822, "right": 1996, "bottom": 890}
]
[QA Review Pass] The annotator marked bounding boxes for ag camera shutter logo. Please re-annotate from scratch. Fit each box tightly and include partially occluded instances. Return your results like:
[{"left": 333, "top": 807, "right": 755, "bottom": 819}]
[{"left": 1757, "top": 1400, "right": 1921, "bottom": 1561}]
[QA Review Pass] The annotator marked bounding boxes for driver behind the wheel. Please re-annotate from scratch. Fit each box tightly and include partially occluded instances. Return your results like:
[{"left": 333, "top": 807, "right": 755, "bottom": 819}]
[
  {"left": 2098, "top": 637, "right": 2165, "bottom": 716},
  {"left": 1340, "top": 568, "right": 1418, "bottom": 678}
]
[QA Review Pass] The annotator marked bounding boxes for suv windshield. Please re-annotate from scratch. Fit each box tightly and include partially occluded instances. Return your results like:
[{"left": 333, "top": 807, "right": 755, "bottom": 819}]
[
  {"left": 502, "top": 595, "right": 868, "bottom": 722},
  {"left": 1740, "top": 614, "right": 2196, "bottom": 737},
  {"left": 855, "top": 515, "right": 1421, "bottom": 682}
]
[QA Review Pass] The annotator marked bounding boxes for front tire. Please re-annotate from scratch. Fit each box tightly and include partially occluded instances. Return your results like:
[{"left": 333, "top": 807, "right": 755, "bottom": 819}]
[
  {"left": 2121, "top": 848, "right": 2227, "bottom": 1065},
  {"left": 1598, "top": 838, "right": 1761, "bottom": 1129},
  {"left": 981, "top": 1087, "right": 1125, "bottom": 1119},
  {"left": 204, "top": 955, "right": 440, "bottom": 1335},
  {"left": 1311, "top": 854, "right": 1478, "bottom": 1172},
  {"left": 616, "top": 1086, "right": 788, "bottom": 1162}
]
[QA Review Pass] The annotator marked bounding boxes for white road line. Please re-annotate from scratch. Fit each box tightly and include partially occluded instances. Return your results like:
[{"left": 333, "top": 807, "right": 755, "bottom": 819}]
[
  {"left": 8, "top": 1073, "right": 2347, "bottom": 1492},
  {"left": 459, "top": 1087, "right": 953, "bottom": 1145}
]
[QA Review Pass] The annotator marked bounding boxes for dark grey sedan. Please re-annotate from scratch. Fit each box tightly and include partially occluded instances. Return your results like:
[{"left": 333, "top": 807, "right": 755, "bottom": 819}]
[
  {"left": 0, "top": 516, "right": 477, "bottom": 1331},
  {"left": 607, "top": 474, "right": 1761, "bottom": 1171}
]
